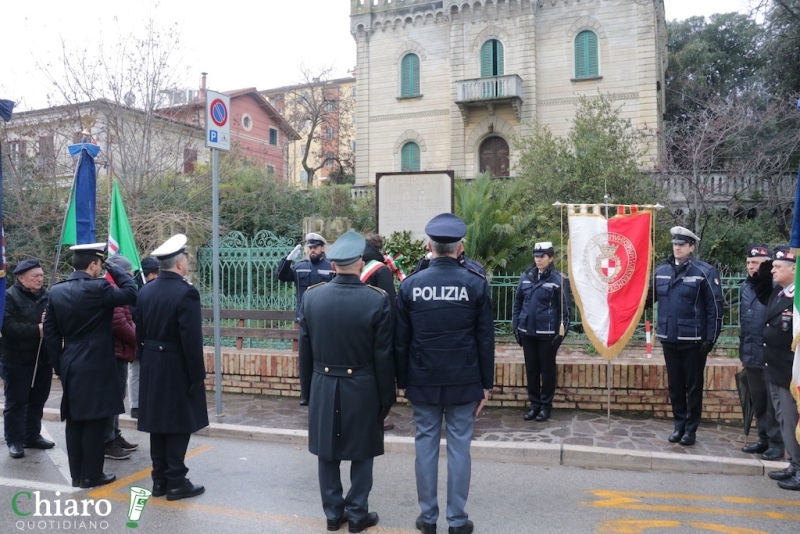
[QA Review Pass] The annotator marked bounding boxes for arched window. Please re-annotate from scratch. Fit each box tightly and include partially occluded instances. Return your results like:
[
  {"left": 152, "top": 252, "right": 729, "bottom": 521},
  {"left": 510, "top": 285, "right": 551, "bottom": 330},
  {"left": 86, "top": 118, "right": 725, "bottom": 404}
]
[
  {"left": 480, "top": 39, "right": 504, "bottom": 77},
  {"left": 400, "top": 53, "right": 420, "bottom": 97},
  {"left": 574, "top": 30, "right": 599, "bottom": 79},
  {"left": 401, "top": 142, "right": 420, "bottom": 172}
]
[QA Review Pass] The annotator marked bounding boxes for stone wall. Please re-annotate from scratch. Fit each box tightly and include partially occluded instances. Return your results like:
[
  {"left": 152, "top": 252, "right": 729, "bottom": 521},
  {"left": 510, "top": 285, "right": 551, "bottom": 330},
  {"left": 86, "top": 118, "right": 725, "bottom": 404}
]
[{"left": 202, "top": 342, "right": 742, "bottom": 424}]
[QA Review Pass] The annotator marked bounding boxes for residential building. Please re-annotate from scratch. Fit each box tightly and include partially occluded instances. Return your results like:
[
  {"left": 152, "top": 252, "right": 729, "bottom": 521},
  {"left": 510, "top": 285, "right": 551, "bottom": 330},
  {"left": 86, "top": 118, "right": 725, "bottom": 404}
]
[{"left": 349, "top": 0, "right": 667, "bottom": 185}]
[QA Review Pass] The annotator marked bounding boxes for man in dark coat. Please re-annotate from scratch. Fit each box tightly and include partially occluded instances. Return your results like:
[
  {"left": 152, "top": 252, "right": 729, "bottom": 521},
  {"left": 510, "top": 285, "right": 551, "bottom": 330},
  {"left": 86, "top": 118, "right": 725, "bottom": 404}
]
[
  {"left": 738, "top": 245, "right": 784, "bottom": 460},
  {"left": 299, "top": 230, "right": 394, "bottom": 533},
  {"left": 43, "top": 244, "right": 137, "bottom": 488},
  {"left": 1, "top": 258, "right": 53, "bottom": 458},
  {"left": 134, "top": 234, "right": 209, "bottom": 501},
  {"left": 752, "top": 246, "right": 800, "bottom": 491}
]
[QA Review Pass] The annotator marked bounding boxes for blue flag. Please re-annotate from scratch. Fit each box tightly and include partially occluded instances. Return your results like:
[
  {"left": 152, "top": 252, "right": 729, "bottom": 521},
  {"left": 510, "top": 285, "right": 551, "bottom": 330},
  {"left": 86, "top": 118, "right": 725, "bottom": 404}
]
[
  {"left": 0, "top": 98, "right": 14, "bottom": 330},
  {"left": 62, "top": 143, "right": 100, "bottom": 245}
]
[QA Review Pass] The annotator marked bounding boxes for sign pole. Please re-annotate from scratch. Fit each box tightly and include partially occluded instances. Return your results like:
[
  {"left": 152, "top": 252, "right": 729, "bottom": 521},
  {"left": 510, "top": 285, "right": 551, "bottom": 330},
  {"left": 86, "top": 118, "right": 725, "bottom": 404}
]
[{"left": 212, "top": 148, "right": 222, "bottom": 416}]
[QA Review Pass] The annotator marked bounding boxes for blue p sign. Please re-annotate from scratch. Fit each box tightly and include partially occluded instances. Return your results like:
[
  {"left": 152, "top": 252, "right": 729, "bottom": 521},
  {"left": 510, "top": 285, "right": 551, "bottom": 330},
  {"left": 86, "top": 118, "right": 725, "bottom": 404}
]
[{"left": 209, "top": 130, "right": 218, "bottom": 143}]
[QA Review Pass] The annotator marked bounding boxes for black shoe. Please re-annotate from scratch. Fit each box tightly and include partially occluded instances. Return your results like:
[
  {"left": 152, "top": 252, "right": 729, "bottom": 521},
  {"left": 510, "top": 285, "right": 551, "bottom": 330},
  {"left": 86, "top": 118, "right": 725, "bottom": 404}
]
[
  {"left": 300, "top": 399, "right": 309, "bottom": 406},
  {"left": 24, "top": 436, "right": 55, "bottom": 449},
  {"left": 535, "top": 408, "right": 550, "bottom": 422},
  {"left": 71, "top": 479, "right": 79, "bottom": 488},
  {"left": 523, "top": 407, "right": 540, "bottom": 421},
  {"left": 152, "top": 481, "right": 167, "bottom": 497},
  {"left": 741, "top": 442, "right": 768, "bottom": 454},
  {"left": 166, "top": 479, "right": 205, "bottom": 501},
  {"left": 762, "top": 448, "right": 785, "bottom": 461},
  {"left": 130, "top": 408, "right": 138, "bottom": 419},
  {"left": 679, "top": 433, "right": 696, "bottom": 446},
  {"left": 8, "top": 443, "right": 24, "bottom": 458},
  {"left": 777, "top": 474, "right": 800, "bottom": 491},
  {"left": 448, "top": 520, "right": 474, "bottom": 534},
  {"left": 668, "top": 431, "right": 683, "bottom": 443},
  {"left": 348, "top": 512, "right": 379, "bottom": 533},
  {"left": 80, "top": 473, "right": 116, "bottom": 488},
  {"left": 327, "top": 511, "right": 349, "bottom": 531},
  {"left": 416, "top": 515, "right": 437, "bottom": 534},
  {"left": 768, "top": 467, "right": 797, "bottom": 481}
]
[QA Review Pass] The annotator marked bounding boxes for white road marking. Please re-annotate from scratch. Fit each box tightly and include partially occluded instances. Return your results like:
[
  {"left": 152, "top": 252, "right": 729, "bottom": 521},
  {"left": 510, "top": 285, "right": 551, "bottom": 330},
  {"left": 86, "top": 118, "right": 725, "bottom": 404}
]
[
  {"left": 0, "top": 476, "right": 79, "bottom": 494},
  {"left": 41, "top": 424, "right": 73, "bottom": 485}
]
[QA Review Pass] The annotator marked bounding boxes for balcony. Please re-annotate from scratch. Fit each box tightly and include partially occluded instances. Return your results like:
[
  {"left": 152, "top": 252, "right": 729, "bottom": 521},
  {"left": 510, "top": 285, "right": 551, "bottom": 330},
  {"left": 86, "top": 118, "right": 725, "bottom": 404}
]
[{"left": 455, "top": 74, "right": 524, "bottom": 123}]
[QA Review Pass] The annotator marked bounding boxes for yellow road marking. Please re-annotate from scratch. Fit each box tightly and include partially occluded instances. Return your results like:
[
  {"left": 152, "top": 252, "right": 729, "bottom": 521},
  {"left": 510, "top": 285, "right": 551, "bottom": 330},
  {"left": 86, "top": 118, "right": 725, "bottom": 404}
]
[{"left": 596, "top": 519, "right": 768, "bottom": 534}]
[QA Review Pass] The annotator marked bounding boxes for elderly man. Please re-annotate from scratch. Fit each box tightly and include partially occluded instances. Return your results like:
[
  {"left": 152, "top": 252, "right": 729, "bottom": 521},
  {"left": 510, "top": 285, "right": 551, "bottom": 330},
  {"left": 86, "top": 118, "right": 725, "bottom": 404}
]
[
  {"left": 134, "top": 234, "right": 208, "bottom": 501},
  {"left": 300, "top": 230, "right": 394, "bottom": 533},
  {"left": 43, "top": 243, "right": 137, "bottom": 488},
  {"left": 649, "top": 226, "right": 724, "bottom": 446},
  {"left": 395, "top": 213, "right": 495, "bottom": 534},
  {"left": 1, "top": 259, "right": 53, "bottom": 458},
  {"left": 277, "top": 232, "right": 335, "bottom": 321}
]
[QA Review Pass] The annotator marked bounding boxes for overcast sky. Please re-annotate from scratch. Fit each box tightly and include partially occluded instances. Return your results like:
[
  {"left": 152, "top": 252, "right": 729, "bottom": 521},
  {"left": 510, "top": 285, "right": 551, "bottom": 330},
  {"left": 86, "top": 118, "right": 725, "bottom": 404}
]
[{"left": 1, "top": 0, "right": 755, "bottom": 111}]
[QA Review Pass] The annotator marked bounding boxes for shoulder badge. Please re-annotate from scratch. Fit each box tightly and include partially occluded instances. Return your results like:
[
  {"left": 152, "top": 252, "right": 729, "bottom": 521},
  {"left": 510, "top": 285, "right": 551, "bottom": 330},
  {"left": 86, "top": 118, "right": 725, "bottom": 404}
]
[
  {"left": 306, "top": 281, "right": 327, "bottom": 292},
  {"left": 466, "top": 267, "right": 487, "bottom": 280},
  {"left": 366, "top": 284, "right": 388, "bottom": 297}
]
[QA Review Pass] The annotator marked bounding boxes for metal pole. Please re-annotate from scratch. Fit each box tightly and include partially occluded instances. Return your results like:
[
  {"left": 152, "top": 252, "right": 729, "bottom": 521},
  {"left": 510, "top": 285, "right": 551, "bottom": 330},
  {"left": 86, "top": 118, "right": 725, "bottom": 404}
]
[
  {"left": 212, "top": 149, "right": 223, "bottom": 416},
  {"left": 607, "top": 360, "right": 612, "bottom": 431}
]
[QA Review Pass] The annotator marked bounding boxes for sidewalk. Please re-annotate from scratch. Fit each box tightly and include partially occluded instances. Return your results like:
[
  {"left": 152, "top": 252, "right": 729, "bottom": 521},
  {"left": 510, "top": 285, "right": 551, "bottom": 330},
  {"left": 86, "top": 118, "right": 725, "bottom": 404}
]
[{"left": 9, "top": 379, "right": 785, "bottom": 477}]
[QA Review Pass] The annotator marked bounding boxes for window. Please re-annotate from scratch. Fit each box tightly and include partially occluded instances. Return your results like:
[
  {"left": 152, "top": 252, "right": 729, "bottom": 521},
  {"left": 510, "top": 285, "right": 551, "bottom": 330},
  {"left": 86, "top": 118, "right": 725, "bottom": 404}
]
[
  {"left": 352, "top": 114, "right": 357, "bottom": 124},
  {"left": 351, "top": 86, "right": 357, "bottom": 97},
  {"left": 300, "top": 145, "right": 307, "bottom": 157},
  {"left": 574, "top": 30, "right": 599, "bottom": 79},
  {"left": 401, "top": 142, "right": 420, "bottom": 172},
  {"left": 480, "top": 39, "right": 504, "bottom": 77},
  {"left": 400, "top": 53, "right": 420, "bottom": 97},
  {"left": 242, "top": 113, "right": 253, "bottom": 131},
  {"left": 266, "top": 164, "right": 276, "bottom": 175},
  {"left": 351, "top": 140, "right": 357, "bottom": 152},
  {"left": 38, "top": 135, "right": 54, "bottom": 174},
  {"left": 325, "top": 127, "right": 335, "bottom": 140},
  {"left": 9, "top": 140, "right": 26, "bottom": 163},
  {"left": 324, "top": 153, "right": 335, "bottom": 167},
  {"left": 269, "top": 128, "right": 278, "bottom": 146},
  {"left": 300, "top": 170, "right": 309, "bottom": 183},
  {"left": 325, "top": 101, "right": 335, "bottom": 112},
  {"left": 183, "top": 147, "right": 198, "bottom": 174}
]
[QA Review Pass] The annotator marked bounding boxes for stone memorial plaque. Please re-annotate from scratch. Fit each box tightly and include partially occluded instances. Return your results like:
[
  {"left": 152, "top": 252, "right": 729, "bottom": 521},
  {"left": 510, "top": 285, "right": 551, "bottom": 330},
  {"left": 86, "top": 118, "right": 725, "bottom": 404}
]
[{"left": 376, "top": 171, "right": 454, "bottom": 241}]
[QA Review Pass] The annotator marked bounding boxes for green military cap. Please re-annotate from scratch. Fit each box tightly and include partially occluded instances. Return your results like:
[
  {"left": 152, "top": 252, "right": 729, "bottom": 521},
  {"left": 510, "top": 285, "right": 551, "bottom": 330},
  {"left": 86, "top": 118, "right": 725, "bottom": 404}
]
[{"left": 327, "top": 231, "right": 365, "bottom": 266}]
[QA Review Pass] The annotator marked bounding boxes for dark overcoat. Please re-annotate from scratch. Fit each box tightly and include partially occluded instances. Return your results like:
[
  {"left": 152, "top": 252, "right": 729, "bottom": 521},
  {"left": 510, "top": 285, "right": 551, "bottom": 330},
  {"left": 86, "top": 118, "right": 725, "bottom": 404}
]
[
  {"left": 2, "top": 281, "right": 49, "bottom": 365},
  {"left": 43, "top": 266, "right": 137, "bottom": 421},
  {"left": 134, "top": 271, "right": 209, "bottom": 434},
  {"left": 299, "top": 274, "right": 394, "bottom": 462},
  {"left": 760, "top": 285, "right": 795, "bottom": 389}
]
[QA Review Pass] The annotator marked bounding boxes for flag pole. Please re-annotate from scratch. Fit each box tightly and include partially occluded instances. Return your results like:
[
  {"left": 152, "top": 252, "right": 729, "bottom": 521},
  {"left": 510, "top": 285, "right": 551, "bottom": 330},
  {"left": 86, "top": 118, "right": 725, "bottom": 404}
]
[{"left": 50, "top": 150, "right": 83, "bottom": 288}]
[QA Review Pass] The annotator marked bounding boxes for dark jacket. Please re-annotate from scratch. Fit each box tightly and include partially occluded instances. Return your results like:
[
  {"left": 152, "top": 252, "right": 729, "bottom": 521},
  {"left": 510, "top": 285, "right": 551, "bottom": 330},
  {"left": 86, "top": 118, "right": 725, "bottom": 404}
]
[
  {"left": 361, "top": 243, "right": 397, "bottom": 306},
  {"left": 276, "top": 253, "right": 335, "bottom": 320},
  {"left": 299, "top": 274, "right": 394, "bottom": 461},
  {"left": 1, "top": 281, "right": 49, "bottom": 365},
  {"left": 512, "top": 266, "right": 571, "bottom": 338},
  {"left": 395, "top": 257, "right": 495, "bottom": 390},
  {"left": 112, "top": 304, "right": 137, "bottom": 363},
  {"left": 134, "top": 271, "right": 209, "bottom": 434},
  {"left": 650, "top": 255, "right": 724, "bottom": 345},
  {"left": 739, "top": 275, "right": 769, "bottom": 368},
  {"left": 43, "top": 265, "right": 137, "bottom": 421}
]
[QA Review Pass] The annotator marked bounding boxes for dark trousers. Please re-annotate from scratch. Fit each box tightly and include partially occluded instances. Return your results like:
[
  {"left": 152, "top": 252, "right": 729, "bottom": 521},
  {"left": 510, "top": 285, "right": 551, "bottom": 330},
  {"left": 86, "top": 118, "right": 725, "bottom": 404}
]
[
  {"left": 104, "top": 360, "right": 129, "bottom": 444},
  {"left": 662, "top": 343, "right": 707, "bottom": 434},
  {"left": 318, "top": 458, "right": 374, "bottom": 523},
  {"left": 0, "top": 360, "right": 52, "bottom": 446},
  {"left": 65, "top": 418, "right": 107, "bottom": 481},
  {"left": 150, "top": 433, "right": 191, "bottom": 489},
  {"left": 745, "top": 367, "right": 784, "bottom": 450},
  {"left": 520, "top": 335, "right": 559, "bottom": 409}
]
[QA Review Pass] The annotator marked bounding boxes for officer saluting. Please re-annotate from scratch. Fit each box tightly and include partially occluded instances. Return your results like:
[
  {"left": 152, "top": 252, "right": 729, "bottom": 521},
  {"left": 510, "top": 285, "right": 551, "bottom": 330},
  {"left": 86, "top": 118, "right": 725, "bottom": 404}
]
[
  {"left": 649, "top": 226, "right": 724, "bottom": 446},
  {"left": 277, "top": 232, "right": 335, "bottom": 321},
  {"left": 134, "top": 234, "right": 209, "bottom": 501},
  {"left": 299, "top": 230, "right": 394, "bottom": 532},
  {"left": 43, "top": 243, "right": 137, "bottom": 488}
]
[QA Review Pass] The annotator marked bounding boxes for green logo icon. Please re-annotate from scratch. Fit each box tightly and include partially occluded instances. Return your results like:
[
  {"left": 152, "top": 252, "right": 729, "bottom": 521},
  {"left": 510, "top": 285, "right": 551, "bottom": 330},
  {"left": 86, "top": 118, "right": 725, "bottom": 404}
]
[{"left": 126, "top": 487, "right": 152, "bottom": 528}]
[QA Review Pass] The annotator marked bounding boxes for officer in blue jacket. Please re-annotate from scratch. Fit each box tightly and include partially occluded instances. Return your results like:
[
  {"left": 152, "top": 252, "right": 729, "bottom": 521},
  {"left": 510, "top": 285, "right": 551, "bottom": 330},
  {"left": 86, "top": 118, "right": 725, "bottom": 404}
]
[
  {"left": 649, "top": 226, "right": 724, "bottom": 446},
  {"left": 276, "top": 233, "right": 335, "bottom": 321},
  {"left": 512, "top": 241, "right": 571, "bottom": 423},
  {"left": 395, "top": 213, "right": 494, "bottom": 534}
]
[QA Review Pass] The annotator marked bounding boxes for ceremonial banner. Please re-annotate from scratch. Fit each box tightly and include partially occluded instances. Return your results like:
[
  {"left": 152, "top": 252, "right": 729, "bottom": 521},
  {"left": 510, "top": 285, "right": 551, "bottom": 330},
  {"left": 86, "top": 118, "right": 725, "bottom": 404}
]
[
  {"left": 61, "top": 142, "right": 101, "bottom": 245},
  {"left": 789, "top": 165, "right": 800, "bottom": 443},
  {"left": 0, "top": 98, "right": 14, "bottom": 330},
  {"left": 108, "top": 179, "right": 142, "bottom": 272},
  {"left": 568, "top": 205, "right": 653, "bottom": 360}
]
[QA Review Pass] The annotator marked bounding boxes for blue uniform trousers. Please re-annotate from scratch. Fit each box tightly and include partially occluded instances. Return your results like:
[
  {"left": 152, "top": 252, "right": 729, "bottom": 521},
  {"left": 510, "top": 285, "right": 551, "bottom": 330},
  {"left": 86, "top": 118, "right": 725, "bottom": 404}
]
[
  {"left": 318, "top": 458, "right": 374, "bottom": 523},
  {"left": 0, "top": 361, "right": 51, "bottom": 446},
  {"left": 150, "top": 433, "right": 191, "bottom": 489},
  {"left": 662, "top": 343, "right": 707, "bottom": 434},
  {"left": 412, "top": 401, "right": 477, "bottom": 529}
]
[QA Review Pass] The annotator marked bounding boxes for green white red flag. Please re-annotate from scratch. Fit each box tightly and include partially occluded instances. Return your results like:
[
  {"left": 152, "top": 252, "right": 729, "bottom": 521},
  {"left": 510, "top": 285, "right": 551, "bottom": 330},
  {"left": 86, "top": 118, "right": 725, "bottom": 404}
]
[{"left": 107, "top": 179, "right": 141, "bottom": 272}]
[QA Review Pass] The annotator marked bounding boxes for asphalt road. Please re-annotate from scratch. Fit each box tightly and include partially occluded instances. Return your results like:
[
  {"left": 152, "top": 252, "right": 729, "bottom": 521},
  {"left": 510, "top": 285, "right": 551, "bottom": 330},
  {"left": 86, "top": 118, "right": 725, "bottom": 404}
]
[{"left": 0, "top": 422, "right": 798, "bottom": 534}]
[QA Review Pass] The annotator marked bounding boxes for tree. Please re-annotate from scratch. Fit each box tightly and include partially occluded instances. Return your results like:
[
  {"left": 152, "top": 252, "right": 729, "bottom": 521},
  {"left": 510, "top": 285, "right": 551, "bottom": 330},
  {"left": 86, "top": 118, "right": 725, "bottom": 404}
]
[{"left": 755, "top": 0, "right": 800, "bottom": 95}]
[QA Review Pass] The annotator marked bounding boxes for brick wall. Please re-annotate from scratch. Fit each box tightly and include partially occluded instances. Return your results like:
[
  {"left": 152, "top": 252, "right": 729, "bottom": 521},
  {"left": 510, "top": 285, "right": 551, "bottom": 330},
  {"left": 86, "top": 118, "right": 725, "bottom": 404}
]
[{"left": 203, "top": 343, "right": 743, "bottom": 424}]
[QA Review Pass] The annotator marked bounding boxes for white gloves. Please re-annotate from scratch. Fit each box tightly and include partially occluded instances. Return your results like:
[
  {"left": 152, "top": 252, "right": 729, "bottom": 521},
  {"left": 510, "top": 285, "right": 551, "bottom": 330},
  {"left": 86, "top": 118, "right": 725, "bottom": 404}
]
[{"left": 287, "top": 244, "right": 303, "bottom": 261}]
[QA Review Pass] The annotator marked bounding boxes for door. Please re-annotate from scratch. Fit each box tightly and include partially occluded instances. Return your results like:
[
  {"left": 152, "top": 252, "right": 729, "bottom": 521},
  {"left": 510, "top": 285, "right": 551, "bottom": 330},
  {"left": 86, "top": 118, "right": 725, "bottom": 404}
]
[{"left": 479, "top": 136, "right": 509, "bottom": 177}]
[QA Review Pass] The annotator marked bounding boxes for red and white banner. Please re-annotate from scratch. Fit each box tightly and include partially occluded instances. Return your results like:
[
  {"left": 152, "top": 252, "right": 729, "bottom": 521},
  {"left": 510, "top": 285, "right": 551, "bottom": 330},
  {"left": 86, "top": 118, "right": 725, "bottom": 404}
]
[{"left": 568, "top": 205, "right": 653, "bottom": 360}]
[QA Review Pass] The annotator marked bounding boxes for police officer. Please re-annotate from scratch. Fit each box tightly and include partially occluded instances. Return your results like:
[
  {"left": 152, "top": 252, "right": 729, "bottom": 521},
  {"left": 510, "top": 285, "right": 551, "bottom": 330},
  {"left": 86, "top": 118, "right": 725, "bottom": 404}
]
[
  {"left": 43, "top": 243, "right": 137, "bottom": 488},
  {"left": 738, "top": 244, "right": 784, "bottom": 460},
  {"left": 512, "top": 242, "right": 571, "bottom": 423},
  {"left": 752, "top": 246, "right": 800, "bottom": 490},
  {"left": 1, "top": 258, "right": 53, "bottom": 458},
  {"left": 128, "top": 257, "right": 160, "bottom": 420},
  {"left": 299, "top": 231, "right": 394, "bottom": 533},
  {"left": 649, "top": 227, "right": 724, "bottom": 446},
  {"left": 276, "top": 232, "right": 335, "bottom": 321},
  {"left": 134, "top": 234, "right": 209, "bottom": 501},
  {"left": 395, "top": 213, "right": 495, "bottom": 534}
]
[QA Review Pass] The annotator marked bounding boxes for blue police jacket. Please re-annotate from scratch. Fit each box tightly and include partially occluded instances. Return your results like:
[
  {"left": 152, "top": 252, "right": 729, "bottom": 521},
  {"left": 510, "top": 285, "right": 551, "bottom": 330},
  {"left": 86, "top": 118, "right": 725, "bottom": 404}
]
[
  {"left": 395, "top": 257, "right": 495, "bottom": 390},
  {"left": 652, "top": 255, "right": 724, "bottom": 344},
  {"left": 739, "top": 276, "right": 769, "bottom": 368},
  {"left": 276, "top": 254, "right": 335, "bottom": 320},
  {"left": 512, "top": 266, "right": 571, "bottom": 337}
]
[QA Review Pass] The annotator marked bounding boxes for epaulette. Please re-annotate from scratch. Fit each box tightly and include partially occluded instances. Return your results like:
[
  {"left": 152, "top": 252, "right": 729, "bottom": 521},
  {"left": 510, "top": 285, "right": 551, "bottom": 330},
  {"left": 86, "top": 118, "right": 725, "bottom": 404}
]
[
  {"left": 306, "top": 281, "right": 327, "bottom": 292},
  {"left": 366, "top": 284, "right": 388, "bottom": 297},
  {"left": 466, "top": 267, "right": 487, "bottom": 280}
]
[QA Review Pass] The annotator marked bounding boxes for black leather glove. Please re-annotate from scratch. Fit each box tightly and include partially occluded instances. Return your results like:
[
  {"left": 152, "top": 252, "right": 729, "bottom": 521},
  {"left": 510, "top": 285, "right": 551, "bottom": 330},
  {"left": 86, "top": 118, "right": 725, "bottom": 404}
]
[
  {"left": 379, "top": 405, "right": 392, "bottom": 420},
  {"left": 756, "top": 260, "right": 773, "bottom": 279},
  {"left": 551, "top": 335, "right": 563, "bottom": 348},
  {"left": 188, "top": 381, "right": 204, "bottom": 395},
  {"left": 699, "top": 340, "right": 713, "bottom": 358}
]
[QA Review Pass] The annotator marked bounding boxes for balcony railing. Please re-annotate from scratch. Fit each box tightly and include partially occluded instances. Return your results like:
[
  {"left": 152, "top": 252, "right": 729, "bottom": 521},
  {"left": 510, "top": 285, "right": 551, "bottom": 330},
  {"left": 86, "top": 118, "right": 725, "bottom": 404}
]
[{"left": 456, "top": 74, "right": 524, "bottom": 102}]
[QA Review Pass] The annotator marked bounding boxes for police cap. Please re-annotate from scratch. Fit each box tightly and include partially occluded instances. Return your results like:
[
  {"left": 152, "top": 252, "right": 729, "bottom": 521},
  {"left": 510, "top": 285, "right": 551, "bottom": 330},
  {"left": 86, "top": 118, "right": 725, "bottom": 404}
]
[
  {"left": 151, "top": 234, "right": 187, "bottom": 260},
  {"left": 670, "top": 226, "right": 700, "bottom": 245},
  {"left": 746, "top": 244, "right": 772, "bottom": 259},
  {"left": 425, "top": 213, "right": 467, "bottom": 244},
  {"left": 773, "top": 246, "right": 796, "bottom": 263},
  {"left": 69, "top": 243, "right": 107, "bottom": 260},
  {"left": 305, "top": 232, "right": 327, "bottom": 247},
  {"left": 327, "top": 230, "right": 365, "bottom": 266},
  {"left": 533, "top": 241, "right": 555, "bottom": 257},
  {"left": 13, "top": 258, "right": 41, "bottom": 275}
]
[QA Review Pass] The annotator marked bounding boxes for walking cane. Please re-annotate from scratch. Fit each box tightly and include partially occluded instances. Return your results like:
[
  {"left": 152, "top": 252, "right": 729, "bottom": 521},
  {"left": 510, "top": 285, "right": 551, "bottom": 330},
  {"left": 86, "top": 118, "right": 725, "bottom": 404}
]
[{"left": 30, "top": 337, "right": 43, "bottom": 388}]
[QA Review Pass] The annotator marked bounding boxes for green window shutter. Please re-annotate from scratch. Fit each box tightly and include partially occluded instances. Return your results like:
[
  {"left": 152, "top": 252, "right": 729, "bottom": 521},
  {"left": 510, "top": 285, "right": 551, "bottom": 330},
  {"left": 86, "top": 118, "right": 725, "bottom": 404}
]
[
  {"left": 495, "top": 40, "right": 504, "bottom": 76},
  {"left": 587, "top": 32, "right": 598, "bottom": 77},
  {"left": 481, "top": 41, "right": 493, "bottom": 77},
  {"left": 575, "top": 31, "right": 598, "bottom": 78},
  {"left": 401, "top": 54, "right": 420, "bottom": 96},
  {"left": 401, "top": 142, "right": 420, "bottom": 172}
]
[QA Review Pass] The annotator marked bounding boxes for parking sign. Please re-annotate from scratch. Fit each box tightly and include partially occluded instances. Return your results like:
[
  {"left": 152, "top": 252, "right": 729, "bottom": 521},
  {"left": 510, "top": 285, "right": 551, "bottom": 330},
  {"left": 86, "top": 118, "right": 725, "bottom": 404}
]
[{"left": 205, "top": 90, "right": 231, "bottom": 151}]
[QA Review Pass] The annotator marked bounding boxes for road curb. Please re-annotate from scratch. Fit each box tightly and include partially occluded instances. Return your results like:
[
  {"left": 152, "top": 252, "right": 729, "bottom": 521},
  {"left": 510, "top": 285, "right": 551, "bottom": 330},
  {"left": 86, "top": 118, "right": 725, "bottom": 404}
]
[{"left": 40, "top": 408, "right": 773, "bottom": 477}]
